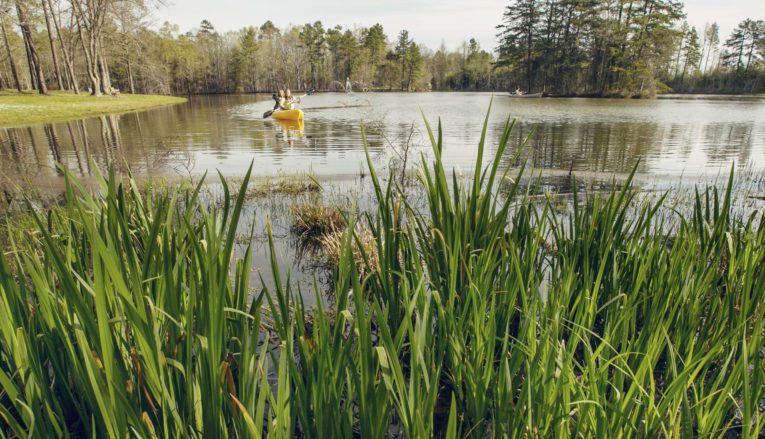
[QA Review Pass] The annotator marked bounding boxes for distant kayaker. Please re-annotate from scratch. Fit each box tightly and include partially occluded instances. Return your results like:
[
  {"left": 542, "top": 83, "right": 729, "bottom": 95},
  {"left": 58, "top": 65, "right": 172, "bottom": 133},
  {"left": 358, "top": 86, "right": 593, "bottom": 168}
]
[{"left": 515, "top": 87, "right": 524, "bottom": 96}]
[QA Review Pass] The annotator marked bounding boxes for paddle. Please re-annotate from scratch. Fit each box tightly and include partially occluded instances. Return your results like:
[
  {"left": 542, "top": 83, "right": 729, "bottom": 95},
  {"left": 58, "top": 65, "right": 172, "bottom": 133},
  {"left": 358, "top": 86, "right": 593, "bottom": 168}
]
[{"left": 263, "top": 94, "right": 308, "bottom": 119}]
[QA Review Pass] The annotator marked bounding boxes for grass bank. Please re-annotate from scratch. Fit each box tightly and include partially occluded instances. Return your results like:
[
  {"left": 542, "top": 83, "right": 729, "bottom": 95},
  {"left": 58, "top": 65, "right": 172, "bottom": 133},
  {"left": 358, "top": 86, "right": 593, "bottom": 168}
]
[
  {"left": 0, "top": 91, "right": 186, "bottom": 127},
  {"left": 0, "top": 114, "right": 763, "bottom": 437}
]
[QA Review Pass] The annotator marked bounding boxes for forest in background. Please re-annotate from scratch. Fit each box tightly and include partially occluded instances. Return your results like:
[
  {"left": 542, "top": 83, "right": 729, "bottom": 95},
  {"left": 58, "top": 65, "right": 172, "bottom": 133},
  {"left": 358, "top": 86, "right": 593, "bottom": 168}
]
[
  {"left": 0, "top": 0, "right": 763, "bottom": 97},
  {"left": 497, "top": 0, "right": 764, "bottom": 96}
]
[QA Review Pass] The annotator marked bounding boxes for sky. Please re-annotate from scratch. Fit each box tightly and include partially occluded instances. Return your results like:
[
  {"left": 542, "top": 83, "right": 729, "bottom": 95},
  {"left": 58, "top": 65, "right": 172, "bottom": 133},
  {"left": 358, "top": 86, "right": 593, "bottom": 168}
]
[{"left": 156, "top": 0, "right": 761, "bottom": 51}]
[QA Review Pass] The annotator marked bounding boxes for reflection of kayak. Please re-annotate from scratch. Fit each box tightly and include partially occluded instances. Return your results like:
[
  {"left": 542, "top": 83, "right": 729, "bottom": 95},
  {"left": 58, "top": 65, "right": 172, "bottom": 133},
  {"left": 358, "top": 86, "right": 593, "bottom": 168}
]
[
  {"left": 272, "top": 109, "right": 304, "bottom": 121},
  {"left": 507, "top": 92, "right": 543, "bottom": 98},
  {"left": 275, "top": 119, "right": 304, "bottom": 133}
]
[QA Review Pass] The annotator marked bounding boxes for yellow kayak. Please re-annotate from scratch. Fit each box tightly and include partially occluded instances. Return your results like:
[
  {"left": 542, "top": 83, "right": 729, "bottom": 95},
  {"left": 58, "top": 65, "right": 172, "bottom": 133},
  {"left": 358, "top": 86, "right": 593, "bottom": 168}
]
[{"left": 272, "top": 109, "right": 304, "bottom": 121}]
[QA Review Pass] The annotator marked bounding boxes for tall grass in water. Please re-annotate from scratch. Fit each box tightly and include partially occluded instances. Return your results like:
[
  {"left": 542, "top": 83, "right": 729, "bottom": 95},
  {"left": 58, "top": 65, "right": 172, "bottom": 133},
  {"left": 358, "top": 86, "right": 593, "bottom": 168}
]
[
  {"left": 0, "top": 167, "right": 277, "bottom": 437},
  {"left": 1, "top": 109, "right": 764, "bottom": 437}
]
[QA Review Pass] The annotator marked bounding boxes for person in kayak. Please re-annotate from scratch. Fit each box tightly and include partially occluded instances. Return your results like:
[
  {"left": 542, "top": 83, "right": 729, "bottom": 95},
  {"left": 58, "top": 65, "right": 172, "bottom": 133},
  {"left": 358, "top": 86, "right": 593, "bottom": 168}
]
[
  {"left": 283, "top": 89, "right": 301, "bottom": 110},
  {"left": 273, "top": 90, "right": 285, "bottom": 110}
]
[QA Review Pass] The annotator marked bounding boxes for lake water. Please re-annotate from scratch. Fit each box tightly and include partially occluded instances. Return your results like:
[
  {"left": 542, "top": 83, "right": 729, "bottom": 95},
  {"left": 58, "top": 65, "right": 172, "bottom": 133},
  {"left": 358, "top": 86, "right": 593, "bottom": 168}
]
[
  {"left": 3, "top": 92, "right": 765, "bottom": 298},
  {"left": 2, "top": 92, "right": 765, "bottom": 187}
]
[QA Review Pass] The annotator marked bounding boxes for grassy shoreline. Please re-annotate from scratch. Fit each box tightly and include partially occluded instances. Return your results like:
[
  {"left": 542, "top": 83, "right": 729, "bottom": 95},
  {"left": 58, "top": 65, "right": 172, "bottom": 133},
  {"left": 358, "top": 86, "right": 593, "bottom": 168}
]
[{"left": 0, "top": 91, "right": 186, "bottom": 127}]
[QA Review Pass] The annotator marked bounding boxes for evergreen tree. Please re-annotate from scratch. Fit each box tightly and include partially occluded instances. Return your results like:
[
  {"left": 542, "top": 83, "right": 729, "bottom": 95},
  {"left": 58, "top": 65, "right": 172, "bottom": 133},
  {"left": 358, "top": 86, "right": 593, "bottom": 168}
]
[
  {"left": 338, "top": 30, "right": 359, "bottom": 80},
  {"left": 722, "top": 19, "right": 765, "bottom": 73},
  {"left": 497, "top": 0, "right": 539, "bottom": 92},
  {"left": 231, "top": 27, "right": 259, "bottom": 92},
  {"left": 395, "top": 30, "right": 411, "bottom": 90},
  {"left": 259, "top": 20, "right": 280, "bottom": 40},
  {"left": 299, "top": 21, "right": 325, "bottom": 89},
  {"left": 405, "top": 42, "right": 422, "bottom": 90},
  {"left": 743, "top": 20, "right": 764, "bottom": 72},
  {"left": 362, "top": 23, "right": 386, "bottom": 64},
  {"left": 431, "top": 41, "right": 449, "bottom": 90},
  {"left": 681, "top": 26, "right": 701, "bottom": 81},
  {"left": 702, "top": 22, "right": 720, "bottom": 73}
]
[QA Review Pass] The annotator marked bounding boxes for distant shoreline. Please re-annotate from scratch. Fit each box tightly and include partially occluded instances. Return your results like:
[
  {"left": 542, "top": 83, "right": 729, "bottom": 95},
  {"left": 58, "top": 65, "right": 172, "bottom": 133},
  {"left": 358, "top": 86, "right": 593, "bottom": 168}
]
[
  {"left": 0, "top": 91, "right": 187, "bottom": 128},
  {"left": 173, "top": 90, "right": 765, "bottom": 99}
]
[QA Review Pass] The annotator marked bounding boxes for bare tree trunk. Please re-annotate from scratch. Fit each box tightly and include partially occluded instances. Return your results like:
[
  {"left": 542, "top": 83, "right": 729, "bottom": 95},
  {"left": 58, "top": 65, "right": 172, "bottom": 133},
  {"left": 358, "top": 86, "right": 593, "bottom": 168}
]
[
  {"left": 21, "top": 25, "right": 35, "bottom": 89},
  {"left": 0, "top": 13, "right": 22, "bottom": 92},
  {"left": 97, "top": 43, "right": 112, "bottom": 94},
  {"left": 744, "top": 40, "right": 755, "bottom": 74},
  {"left": 75, "top": 18, "right": 100, "bottom": 94},
  {"left": 41, "top": 0, "right": 64, "bottom": 90},
  {"left": 126, "top": 55, "right": 135, "bottom": 93},
  {"left": 16, "top": 1, "right": 47, "bottom": 94},
  {"left": 703, "top": 41, "right": 713, "bottom": 73},
  {"left": 47, "top": 0, "right": 79, "bottom": 93},
  {"left": 71, "top": 0, "right": 101, "bottom": 95}
]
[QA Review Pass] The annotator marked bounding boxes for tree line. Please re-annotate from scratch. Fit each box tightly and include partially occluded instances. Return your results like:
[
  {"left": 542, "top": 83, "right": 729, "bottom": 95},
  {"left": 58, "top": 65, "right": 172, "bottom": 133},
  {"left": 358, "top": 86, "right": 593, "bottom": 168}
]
[
  {"left": 1, "top": 0, "right": 762, "bottom": 97},
  {"left": 0, "top": 0, "right": 504, "bottom": 95},
  {"left": 665, "top": 19, "right": 765, "bottom": 93},
  {"left": 0, "top": 0, "right": 125, "bottom": 95},
  {"left": 497, "top": 0, "right": 764, "bottom": 96}
]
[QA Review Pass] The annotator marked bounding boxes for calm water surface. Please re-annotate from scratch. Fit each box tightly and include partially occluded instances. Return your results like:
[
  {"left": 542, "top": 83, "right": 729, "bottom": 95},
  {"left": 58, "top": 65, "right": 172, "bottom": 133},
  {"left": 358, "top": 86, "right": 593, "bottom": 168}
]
[
  {"left": 2, "top": 92, "right": 764, "bottom": 185},
  {"left": 3, "top": 92, "right": 765, "bottom": 299}
]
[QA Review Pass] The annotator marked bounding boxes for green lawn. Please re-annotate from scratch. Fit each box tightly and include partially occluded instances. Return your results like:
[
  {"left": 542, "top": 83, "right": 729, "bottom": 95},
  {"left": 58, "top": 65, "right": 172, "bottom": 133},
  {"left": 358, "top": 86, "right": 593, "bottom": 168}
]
[{"left": 0, "top": 91, "right": 186, "bottom": 127}]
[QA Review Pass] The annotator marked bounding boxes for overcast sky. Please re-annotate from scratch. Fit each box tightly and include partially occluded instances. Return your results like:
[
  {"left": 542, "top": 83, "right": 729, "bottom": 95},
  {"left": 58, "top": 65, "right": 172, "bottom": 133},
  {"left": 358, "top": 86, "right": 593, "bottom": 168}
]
[{"left": 156, "top": 0, "right": 761, "bottom": 51}]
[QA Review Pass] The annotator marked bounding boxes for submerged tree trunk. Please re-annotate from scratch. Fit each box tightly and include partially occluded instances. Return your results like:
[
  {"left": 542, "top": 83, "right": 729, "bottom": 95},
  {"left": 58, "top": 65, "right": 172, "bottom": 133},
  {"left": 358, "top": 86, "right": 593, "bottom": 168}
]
[
  {"left": 16, "top": 1, "right": 47, "bottom": 94},
  {"left": 0, "top": 13, "right": 22, "bottom": 92}
]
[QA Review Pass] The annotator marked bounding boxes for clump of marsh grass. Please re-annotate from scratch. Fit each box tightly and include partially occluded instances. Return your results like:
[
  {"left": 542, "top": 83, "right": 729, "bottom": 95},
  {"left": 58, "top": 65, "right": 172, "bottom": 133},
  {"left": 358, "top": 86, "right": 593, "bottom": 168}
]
[
  {"left": 232, "top": 176, "right": 321, "bottom": 199},
  {"left": 320, "top": 222, "right": 378, "bottom": 275},
  {"left": 290, "top": 202, "right": 346, "bottom": 241}
]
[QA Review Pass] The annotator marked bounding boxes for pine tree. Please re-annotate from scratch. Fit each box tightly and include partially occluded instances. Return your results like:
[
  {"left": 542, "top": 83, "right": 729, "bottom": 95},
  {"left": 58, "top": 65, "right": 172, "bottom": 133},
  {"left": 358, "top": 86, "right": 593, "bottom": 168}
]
[
  {"left": 361, "top": 24, "right": 386, "bottom": 87},
  {"left": 259, "top": 21, "right": 280, "bottom": 40},
  {"left": 395, "top": 30, "right": 411, "bottom": 90},
  {"left": 497, "top": 0, "right": 540, "bottom": 92},
  {"left": 299, "top": 21, "right": 326, "bottom": 89},
  {"left": 362, "top": 24, "right": 386, "bottom": 64},
  {"left": 231, "top": 27, "right": 259, "bottom": 92},
  {"left": 702, "top": 22, "right": 719, "bottom": 73},
  {"left": 681, "top": 27, "right": 701, "bottom": 82},
  {"left": 743, "top": 20, "right": 764, "bottom": 73},
  {"left": 722, "top": 19, "right": 764, "bottom": 73}
]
